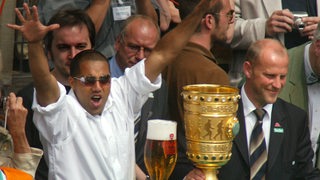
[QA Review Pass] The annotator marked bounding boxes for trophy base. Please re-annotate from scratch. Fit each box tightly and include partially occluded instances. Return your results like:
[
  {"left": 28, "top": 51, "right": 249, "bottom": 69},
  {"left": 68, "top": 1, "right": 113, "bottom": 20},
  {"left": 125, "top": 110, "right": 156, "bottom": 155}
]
[{"left": 196, "top": 165, "right": 219, "bottom": 180}]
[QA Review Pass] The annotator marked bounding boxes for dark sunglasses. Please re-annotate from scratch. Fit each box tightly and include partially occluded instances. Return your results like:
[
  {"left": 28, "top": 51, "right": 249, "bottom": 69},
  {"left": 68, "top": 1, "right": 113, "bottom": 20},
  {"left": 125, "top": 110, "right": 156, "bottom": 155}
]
[{"left": 73, "top": 75, "right": 111, "bottom": 86}]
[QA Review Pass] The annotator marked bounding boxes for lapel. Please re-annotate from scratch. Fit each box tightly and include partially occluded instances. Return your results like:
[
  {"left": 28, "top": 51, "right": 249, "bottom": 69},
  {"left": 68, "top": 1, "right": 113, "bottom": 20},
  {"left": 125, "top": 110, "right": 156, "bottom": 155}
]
[
  {"left": 234, "top": 100, "right": 250, "bottom": 165},
  {"left": 234, "top": 99, "right": 286, "bottom": 168},
  {"left": 286, "top": 43, "right": 309, "bottom": 111},
  {"left": 262, "top": 0, "right": 282, "bottom": 17},
  {"left": 267, "top": 100, "right": 285, "bottom": 171},
  {"left": 138, "top": 96, "right": 154, "bottom": 142}
]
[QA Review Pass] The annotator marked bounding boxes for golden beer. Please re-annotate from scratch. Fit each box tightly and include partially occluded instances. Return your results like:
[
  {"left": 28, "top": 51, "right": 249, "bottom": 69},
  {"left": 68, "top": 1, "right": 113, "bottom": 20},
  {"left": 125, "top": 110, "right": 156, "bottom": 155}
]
[{"left": 144, "top": 120, "right": 177, "bottom": 180}]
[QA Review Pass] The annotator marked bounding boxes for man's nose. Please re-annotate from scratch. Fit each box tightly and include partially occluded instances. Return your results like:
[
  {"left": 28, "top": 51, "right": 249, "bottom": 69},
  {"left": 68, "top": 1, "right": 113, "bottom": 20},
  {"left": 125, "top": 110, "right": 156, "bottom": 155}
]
[
  {"left": 68, "top": 47, "right": 78, "bottom": 59},
  {"left": 135, "top": 48, "right": 146, "bottom": 60}
]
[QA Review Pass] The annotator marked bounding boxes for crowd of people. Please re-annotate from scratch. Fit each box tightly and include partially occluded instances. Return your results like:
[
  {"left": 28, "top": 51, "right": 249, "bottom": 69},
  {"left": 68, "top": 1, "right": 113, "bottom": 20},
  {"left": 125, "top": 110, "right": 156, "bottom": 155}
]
[{"left": 1, "top": 0, "right": 320, "bottom": 179}]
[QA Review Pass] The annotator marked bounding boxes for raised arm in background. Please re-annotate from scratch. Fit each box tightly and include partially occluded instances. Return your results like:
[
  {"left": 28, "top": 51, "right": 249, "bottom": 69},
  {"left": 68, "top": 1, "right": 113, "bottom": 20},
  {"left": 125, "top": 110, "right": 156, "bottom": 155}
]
[
  {"left": 85, "top": 0, "right": 110, "bottom": 34},
  {"left": 135, "top": 0, "right": 158, "bottom": 25},
  {"left": 144, "top": 0, "right": 216, "bottom": 82}
]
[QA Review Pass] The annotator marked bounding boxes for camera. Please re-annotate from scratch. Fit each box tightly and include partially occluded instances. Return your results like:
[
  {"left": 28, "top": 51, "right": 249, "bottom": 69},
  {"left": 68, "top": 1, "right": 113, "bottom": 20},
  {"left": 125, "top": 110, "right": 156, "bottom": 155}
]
[{"left": 292, "top": 11, "right": 308, "bottom": 30}]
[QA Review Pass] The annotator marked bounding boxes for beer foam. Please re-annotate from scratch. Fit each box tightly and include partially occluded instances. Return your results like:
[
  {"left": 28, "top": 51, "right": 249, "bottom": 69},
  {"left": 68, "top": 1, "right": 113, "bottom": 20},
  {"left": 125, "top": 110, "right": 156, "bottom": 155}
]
[{"left": 147, "top": 120, "right": 177, "bottom": 140}]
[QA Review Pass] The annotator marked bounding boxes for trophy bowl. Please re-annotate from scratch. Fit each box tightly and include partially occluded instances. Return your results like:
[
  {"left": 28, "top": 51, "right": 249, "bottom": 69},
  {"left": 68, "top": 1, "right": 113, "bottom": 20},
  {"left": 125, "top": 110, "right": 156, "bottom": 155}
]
[{"left": 181, "top": 84, "right": 240, "bottom": 180}]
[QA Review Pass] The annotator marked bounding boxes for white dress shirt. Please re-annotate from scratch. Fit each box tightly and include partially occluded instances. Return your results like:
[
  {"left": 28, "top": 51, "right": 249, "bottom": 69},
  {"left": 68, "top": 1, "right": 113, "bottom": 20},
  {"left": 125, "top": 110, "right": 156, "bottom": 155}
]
[
  {"left": 32, "top": 60, "right": 161, "bottom": 180},
  {"left": 304, "top": 44, "right": 320, "bottom": 160},
  {"left": 241, "top": 86, "right": 273, "bottom": 153}
]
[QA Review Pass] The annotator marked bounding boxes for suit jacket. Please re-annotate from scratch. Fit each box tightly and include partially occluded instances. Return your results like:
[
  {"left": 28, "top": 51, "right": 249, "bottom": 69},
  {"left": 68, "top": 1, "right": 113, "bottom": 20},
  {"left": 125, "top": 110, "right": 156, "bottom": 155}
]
[
  {"left": 279, "top": 43, "right": 309, "bottom": 111},
  {"left": 218, "top": 98, "right": 320, "bottom": 179}
]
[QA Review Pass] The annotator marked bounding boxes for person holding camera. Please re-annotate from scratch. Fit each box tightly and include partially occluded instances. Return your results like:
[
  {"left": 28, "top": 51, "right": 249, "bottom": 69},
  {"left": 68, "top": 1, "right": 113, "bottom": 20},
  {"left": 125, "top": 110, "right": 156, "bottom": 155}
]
[
  {"left": 228, "top": 0, "right": 320, "bottom": 83},
  {"left": 279, "top": 21, "right": 320, "bottom": 168}
]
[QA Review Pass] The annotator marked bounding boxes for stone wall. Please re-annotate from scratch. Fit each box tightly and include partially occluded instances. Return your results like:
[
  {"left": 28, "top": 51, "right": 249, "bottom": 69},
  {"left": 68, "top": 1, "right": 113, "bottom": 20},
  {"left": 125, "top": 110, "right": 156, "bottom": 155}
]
[{"left": 0, "top": 0, "right": 16, "bottom": 88}]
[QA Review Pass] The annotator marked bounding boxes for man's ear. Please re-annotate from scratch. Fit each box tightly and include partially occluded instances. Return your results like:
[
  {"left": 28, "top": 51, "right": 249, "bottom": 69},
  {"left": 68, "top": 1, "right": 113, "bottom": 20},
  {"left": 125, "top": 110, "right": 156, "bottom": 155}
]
[
  {"left": 243, "top": 61, "right": 252, "bottom": 78},
  {"left": 69, "top": 76, "right": 75, "bottom": 89},
  {"left": 203, "top": 14, "right": 215, "bottom": 30},
  {"left": 114, "top": 36, "right": 121, "bottom": 51}
]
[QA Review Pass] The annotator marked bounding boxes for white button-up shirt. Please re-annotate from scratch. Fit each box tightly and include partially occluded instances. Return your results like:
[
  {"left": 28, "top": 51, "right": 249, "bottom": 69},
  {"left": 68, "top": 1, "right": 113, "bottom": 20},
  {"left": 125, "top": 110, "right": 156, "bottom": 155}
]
[
  {"left": 304, "top": 44, "right": 320, "bottom": 163},
  {"left": 32, "top": 60, "right": 161, "bottom": 180}
]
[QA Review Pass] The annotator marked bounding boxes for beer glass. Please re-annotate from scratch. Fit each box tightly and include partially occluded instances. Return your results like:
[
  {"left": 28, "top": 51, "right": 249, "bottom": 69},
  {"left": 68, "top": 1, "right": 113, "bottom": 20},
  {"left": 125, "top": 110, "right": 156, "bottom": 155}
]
[{"left": 144, "top": 120, "right": 177, "bottom": 180}]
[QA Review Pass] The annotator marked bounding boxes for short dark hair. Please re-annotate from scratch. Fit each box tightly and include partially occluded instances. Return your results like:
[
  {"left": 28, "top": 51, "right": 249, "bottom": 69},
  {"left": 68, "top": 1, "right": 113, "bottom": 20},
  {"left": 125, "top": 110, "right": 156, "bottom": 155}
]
[
  {"left": 70, "top": 49, "right": 109, "bottom": 77},
  {"left": 45, "top": 9, "right": 96, "bottom": 52},
  {"left": 178, "top": 0, "right": 223, "bottom": 29},
  {"left": 179, "top": 0, "right": 223, "bottom": 19}
]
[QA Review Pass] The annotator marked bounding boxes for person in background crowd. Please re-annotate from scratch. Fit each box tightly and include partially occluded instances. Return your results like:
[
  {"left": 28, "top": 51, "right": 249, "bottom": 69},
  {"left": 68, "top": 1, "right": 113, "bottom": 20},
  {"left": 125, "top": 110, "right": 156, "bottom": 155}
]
[
  {"left": 0, "top": 92, "right": 43, "bottom": 180},
  {"left": 37, "top": 0, "right": 157, "bottom": 58},
  {"left": 228, "top": 0, "right": 320, "bottom": 84},
  {"left": 110, "top": 14, "right": 169, "bottom": 178},
  {"left": 162, "top": 0, "right": 235, "bottom": 178},
  {"left": 279, "top": 21, "right": 320, "bottom": 167}
]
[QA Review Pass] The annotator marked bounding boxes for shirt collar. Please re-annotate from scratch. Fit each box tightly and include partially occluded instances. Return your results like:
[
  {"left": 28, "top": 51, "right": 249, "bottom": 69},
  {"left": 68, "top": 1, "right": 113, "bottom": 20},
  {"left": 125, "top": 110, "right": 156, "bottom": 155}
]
[
  {"left": 109, "top": 56, "right": 124, "bottom": 78},
  {"left": 241, "top": 85, "right": 273, "bottom": 118},
  {"left": 304, "top": 43, "right": 320, "bottom": 85}
]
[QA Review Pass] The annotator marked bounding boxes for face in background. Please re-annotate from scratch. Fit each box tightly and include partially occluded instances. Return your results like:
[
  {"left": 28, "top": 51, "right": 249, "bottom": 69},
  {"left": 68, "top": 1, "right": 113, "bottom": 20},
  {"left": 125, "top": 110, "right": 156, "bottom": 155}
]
[
  {"left": 70, "top": 60, "right": 111, "bottom": 115},
  {"left": 210, "top": 0, "right": 235, "bottom": 44},
  {"left": 243, "top": 40, "right": 289, "bottom": 108},
  {"left": 114, "top": 18, "right": 160, "bottom": 72},
  {"left": 49, "top": 24, "right": 92, "bottom": 84},
  {"left": 226, "top": 0, "right": 235, "bottom": 44}
]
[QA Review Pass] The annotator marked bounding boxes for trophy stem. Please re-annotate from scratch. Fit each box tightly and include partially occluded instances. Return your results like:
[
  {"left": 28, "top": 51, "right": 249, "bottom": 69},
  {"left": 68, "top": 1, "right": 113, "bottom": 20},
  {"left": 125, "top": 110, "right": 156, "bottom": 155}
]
[{"left": 199, "top": 167, "right": 219, "bottom": 180}]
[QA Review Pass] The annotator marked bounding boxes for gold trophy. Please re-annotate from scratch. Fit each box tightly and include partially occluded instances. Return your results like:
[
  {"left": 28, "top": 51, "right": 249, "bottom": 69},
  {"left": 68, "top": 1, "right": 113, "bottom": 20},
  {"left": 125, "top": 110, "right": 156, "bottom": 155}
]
[
  {"left": 144, "top": 120, "right": 177, "bottom": 180},
  {"left": 181, "top": 84, "right": 240, "bottom": 180}
]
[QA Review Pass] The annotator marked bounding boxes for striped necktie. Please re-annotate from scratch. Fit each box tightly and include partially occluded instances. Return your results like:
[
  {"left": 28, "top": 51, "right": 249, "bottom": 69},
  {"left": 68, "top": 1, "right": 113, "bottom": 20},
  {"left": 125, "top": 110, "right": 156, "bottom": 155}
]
[
  {"left": 134, "top": 116, "right": 141, "bottom": 144},
  {"left": 250, "top": 108, "right": 267, "bottom": 180}
]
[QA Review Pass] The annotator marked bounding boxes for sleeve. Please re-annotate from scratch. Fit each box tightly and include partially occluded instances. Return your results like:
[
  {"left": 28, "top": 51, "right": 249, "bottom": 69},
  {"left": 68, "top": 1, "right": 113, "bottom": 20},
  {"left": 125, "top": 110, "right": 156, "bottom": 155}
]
[
  {"left": 115, "top": 59, "right": 161, "bottom": 118},
  {"left": 230, "top": 0, "right": 267, "bottom": 50},
  {"left": 32, "top": 82, "right": 71, "bottom": 143},
  {"left": 12, "top": 148, "right": 43, "bottom": 178}
]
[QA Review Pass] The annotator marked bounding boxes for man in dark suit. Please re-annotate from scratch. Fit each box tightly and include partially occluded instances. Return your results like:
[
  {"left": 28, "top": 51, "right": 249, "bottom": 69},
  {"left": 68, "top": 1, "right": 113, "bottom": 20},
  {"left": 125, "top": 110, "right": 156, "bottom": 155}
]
[
  {"left": 185, "top": 39, "right": 320, "bottom": 179},
  {"left": 109, "top": 15, "right": 169, "bottom": 178}
]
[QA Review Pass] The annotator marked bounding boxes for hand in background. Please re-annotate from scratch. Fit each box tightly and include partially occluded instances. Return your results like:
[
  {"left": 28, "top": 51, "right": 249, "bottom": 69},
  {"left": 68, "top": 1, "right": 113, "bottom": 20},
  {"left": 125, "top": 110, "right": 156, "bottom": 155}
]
[
  {"left": 301, "top": 16, "right": 320, "bottom": 39},
  {"left": 6, "top": 92, "right": 30, "bottom": 153},
  {"left": 183, "top": 168, "right": 205, "bottom": 180},
  {"left": 265, "top": 9, "right": 294, "bottom": 37},
  {"left": 7, "top": 3, "right": 59, "bottom": 43}
]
